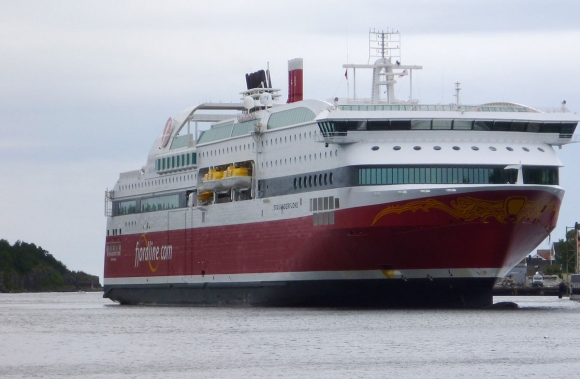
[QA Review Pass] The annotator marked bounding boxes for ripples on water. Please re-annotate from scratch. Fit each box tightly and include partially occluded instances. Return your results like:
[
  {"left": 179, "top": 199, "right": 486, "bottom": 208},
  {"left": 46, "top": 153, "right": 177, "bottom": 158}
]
[{"left": 0, "top": 293, "right": 579, "bottom": 378}]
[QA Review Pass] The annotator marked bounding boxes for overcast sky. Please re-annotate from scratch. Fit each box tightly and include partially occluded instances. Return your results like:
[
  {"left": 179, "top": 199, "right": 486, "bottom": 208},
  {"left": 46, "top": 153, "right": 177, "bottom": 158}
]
[{"left": 2, "top": 0, "right": 580, "bottom": 281}]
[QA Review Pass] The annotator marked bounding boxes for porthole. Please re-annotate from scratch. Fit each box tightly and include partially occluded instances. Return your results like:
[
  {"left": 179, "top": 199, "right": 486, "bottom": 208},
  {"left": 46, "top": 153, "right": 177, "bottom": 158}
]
[
  {"left": 433, "top": 146, "right": 441, "bottom": 150},
  {"left": 506, "top": 147, "right": 514, "bottom": 151},
  {"left": 324, "top": 173, "right": 328, "bottom": 185},
  {"left": 314, "top": 175, "right": 318, "bottom": 186},
  {"left": 304, "top": 176, "right": 308, "bottom": 187},
  {"left": 319, "top": 174, "right": 323, "bottom": 184},
  {"left": 330, "top": 151, "right": 333, "bottom": 157},
  {"left": 393, "top": 146, "right": 401, "bottom": 151},
  {"left": 298, "top": 177, "right": 302, "bottom": 188},
  {"left": 294, "top": 178, "right": 297, "bottom": 189},
  {"left": 522, "top": 147, "right": 529, "bottom": 152},
  {"left": 372, "top": 146, "right": 379, "bottom": 151},
  {"left": 489, "top": 146, "right": 497, "bottom": 151},
  {"left": 309, "top": 176, "right": 312, "bottom": 187},
  {"left": 538, "top": 147, "right": 545, "bottom": 152},
  {"left": 329, "top": 172, "right": 334, "bottom": 185},
  {"left": 413, "top": 146, "right": 421, "bottom": 151},
  {"left": 471, "top": 146, "right": 479, "bottom": 151},
  {"left": 452, "top": 146, "right": 460, "bottom": 150}
]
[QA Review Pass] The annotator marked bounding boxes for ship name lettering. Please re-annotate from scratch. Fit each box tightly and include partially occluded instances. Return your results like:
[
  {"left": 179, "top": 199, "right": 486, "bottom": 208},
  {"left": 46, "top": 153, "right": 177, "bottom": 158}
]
[{"left": 273, "top": 202, "right": 298, "bottom": 211}]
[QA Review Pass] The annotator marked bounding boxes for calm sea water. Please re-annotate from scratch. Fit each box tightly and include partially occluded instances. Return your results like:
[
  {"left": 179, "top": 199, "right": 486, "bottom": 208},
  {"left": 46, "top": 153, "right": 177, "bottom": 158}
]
[{"left": 1, "top": 292, "right": 579, "bottom": 378}]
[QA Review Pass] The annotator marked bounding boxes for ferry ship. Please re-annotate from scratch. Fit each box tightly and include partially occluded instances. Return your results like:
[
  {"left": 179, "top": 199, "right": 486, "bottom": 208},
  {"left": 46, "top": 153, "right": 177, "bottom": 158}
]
[{"left": 103, "top": 30, "right": 578, "bottom": 307}]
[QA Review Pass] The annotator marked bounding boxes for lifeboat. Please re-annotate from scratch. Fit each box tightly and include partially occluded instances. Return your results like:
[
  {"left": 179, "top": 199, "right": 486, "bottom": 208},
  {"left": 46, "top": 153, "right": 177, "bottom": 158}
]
[
  {"left": 222, "top": 166, "right": 252, "bottom": 189},
  {"left": 202, "top": 169, "right": 226, "bottom": 191},
  {"left": 197, "top": 191, "right": 213, "bottom": 202}
]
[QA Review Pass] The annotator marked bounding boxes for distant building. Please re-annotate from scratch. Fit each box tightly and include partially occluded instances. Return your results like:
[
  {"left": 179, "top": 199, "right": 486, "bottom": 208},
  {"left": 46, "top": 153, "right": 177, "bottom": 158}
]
[
  {"left": 536, "top": 249, "right": 554, "bottom": 262},
  {"left": 504, "top": 258, "right": 527, "bottom": 284},
  {"left": 526, "top": 246, "right": 560, "bottom": 276}
]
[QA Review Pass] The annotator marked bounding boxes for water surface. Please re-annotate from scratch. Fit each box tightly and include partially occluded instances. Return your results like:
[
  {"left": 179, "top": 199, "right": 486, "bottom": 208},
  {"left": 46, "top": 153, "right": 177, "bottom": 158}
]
[{"left": 1, "top": 293, "right": 579, "bottom": 378}]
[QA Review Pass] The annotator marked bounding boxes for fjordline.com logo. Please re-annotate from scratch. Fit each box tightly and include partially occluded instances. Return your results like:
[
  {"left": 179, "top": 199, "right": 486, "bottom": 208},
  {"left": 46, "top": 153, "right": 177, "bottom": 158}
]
[{"left": 134, "top": 234, "right": 173, "bottom": 273}]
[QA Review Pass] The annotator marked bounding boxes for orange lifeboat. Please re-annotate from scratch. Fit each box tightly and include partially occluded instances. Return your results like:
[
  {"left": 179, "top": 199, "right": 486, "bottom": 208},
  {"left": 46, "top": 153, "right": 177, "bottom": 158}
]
[
  {"left": 222, "top": 166, "right": 252, "bottom": 189},
  {"left": 202, "top": 168, "right": 226, "bottom": 191}
]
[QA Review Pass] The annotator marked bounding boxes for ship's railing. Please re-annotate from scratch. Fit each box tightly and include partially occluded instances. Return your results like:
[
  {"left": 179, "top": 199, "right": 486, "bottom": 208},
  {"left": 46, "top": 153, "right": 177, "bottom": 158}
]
[
  {"left": 119, "top": 170, "right": 142, "bottom": 179},
  {"left": 336, "top": 103, "right": 570, "bottom": 113},
  {"left": 315, "top": 131, "right": 580, "bottom": 146},
  {"left": 104, "top": 190, "right": 114, "bottom": 217},
  {"left": 534, "top": 106, "right": 571, "bottom": 114}
]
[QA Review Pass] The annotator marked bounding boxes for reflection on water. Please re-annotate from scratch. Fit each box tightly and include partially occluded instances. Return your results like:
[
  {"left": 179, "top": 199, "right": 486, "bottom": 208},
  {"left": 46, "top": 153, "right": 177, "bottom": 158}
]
[{"left": 1, "top": 293, "right": 579, "bottom": 378}]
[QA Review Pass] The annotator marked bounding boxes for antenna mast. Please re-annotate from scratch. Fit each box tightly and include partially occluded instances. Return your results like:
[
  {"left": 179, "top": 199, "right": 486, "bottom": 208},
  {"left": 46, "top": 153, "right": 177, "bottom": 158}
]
[
  {"left": 454, "top": 82, "right": 461, "bottom": 107},
  {"left": 343, "top": 28, "right": 422, "bottom": 104}
]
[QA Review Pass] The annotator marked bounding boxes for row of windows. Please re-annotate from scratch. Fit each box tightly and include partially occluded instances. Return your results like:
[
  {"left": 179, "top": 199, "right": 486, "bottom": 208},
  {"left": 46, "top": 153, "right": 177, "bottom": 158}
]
[
  {"left": 262, "top": 130, "right": 315, "bottom": 147},
  {"left": 199, "top": 142, "right": 255, "bottom": 158},
  {"left": 319, "top": 119, "right": 576, "bottom": 135},
  {"left": 115, "top": 193, "right": 182, "bottom": 216},
  {"left": 382, "top": 145, "right": 546, "bottom": 152},
  {"left": 262, "top": 150, "right": 338, "bottom": 169},
  {"left": 358, "top": 166, "right": 558, "bottom": 186},
  {"left": 294, "top": 173, "right": 334, "bottom": 189},
  {"left": 309, "top": 196, "right": 339, "bottom": 212},
  {"left": 118, "top": 200, "right": 137, "bottom": 215},
  {"left": 198, "top": 129, "right": 322, "bottom": 160},
  {"left": 313, "top": 211, "right": 335, "bottom": 226},
  {"left": 141, "top": 194, "right": 180, "bottom": 213},
  {"left": 156, "top": 153, "right": 197, "bottom": 171},
  {"left": 119, "top": 174, "right": 197, "bottom": 192}
]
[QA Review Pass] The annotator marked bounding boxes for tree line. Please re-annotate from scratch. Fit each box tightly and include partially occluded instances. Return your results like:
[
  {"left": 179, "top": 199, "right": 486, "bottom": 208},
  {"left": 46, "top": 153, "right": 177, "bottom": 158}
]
[{"left": 0, "top": 239, "right": 100, "bottom": 292}]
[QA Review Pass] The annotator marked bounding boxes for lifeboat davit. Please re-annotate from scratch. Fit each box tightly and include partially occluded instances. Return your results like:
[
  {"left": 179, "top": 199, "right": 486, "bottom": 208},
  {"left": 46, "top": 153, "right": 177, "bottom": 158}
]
[
  {"left": 222, "top": 166, "right": 252, "bottom": 189},
  {"left": 202, "top": 169, "right": 227, "bottom": 191}
]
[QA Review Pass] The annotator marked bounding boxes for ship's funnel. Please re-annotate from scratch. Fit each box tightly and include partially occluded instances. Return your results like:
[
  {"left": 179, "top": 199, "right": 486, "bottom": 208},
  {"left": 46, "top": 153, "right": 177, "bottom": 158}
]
[{"left": 287, "top": 58, "right": 303, "bottom": 103}]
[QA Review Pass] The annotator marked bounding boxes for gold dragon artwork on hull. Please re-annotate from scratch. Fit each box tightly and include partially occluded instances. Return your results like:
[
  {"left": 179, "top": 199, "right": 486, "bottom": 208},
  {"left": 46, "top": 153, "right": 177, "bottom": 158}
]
[{"left": 371, "top": 196, "right": 558, "bottom": 226}]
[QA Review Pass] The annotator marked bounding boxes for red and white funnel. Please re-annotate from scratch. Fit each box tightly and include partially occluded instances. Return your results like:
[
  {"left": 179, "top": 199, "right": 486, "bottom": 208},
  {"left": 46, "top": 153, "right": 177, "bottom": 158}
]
[{"left": 287, "top": 58, "right": 303, "bottom": 103}]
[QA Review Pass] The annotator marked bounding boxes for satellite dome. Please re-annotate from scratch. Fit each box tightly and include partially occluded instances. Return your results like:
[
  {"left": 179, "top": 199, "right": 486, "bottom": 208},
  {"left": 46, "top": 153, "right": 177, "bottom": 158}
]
[
  {"left": 243, "top": 96, "right": 255, "bottom": 110},
  {"left": 259, "top": 93, "right": 273, "bottom": 107}
]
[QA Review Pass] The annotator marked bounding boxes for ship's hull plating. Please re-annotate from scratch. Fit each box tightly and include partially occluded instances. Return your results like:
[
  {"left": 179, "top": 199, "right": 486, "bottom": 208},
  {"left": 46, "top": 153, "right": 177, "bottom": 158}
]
[
  {"left": 104, "top": 188, "right": 562, "bottom": 308},
  {"left": 104, "top": 277, "right": 496, "bottom": 308}
]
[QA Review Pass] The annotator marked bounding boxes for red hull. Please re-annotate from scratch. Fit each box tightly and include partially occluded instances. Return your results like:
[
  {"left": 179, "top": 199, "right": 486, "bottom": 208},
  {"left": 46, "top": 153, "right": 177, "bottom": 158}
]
[{"left": 104, "top": 189, "right": 561, "bottom": 280}]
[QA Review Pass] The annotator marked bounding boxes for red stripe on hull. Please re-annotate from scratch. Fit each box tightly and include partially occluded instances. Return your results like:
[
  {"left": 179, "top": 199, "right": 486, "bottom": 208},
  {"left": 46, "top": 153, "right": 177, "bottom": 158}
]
[{"left": 104, "top": 189, "right": 560, "bottom": 279}]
